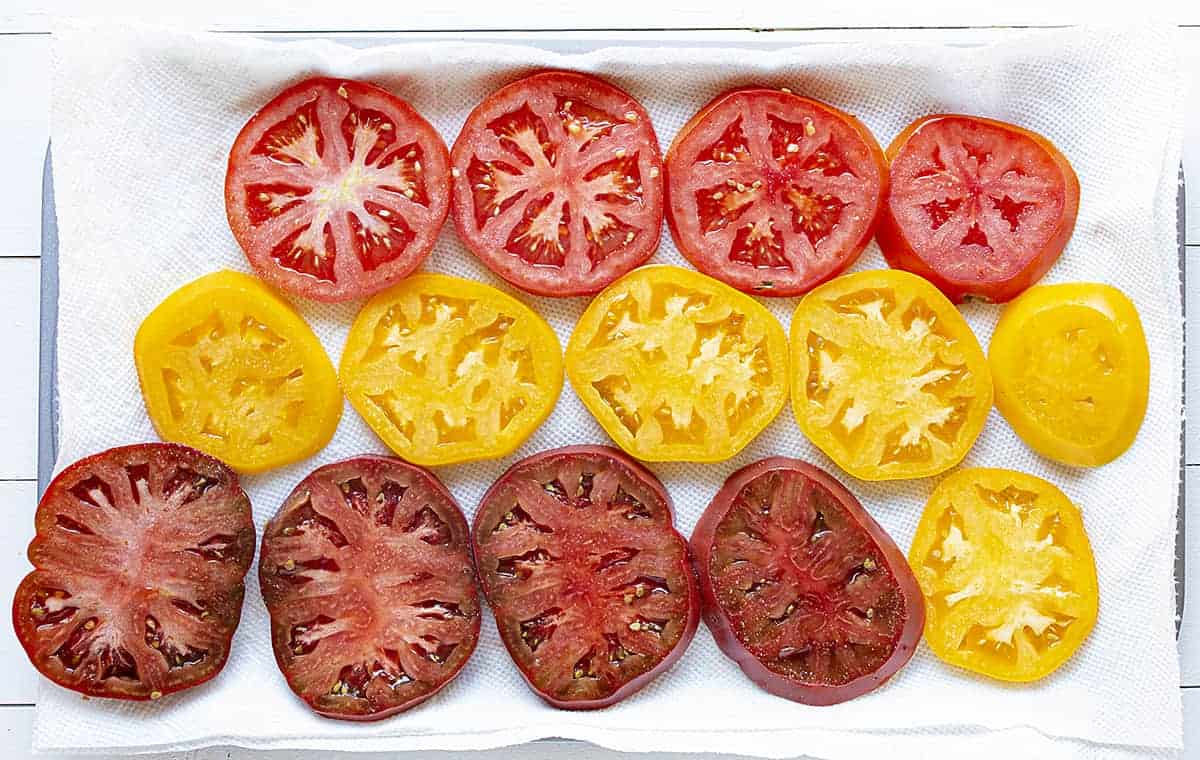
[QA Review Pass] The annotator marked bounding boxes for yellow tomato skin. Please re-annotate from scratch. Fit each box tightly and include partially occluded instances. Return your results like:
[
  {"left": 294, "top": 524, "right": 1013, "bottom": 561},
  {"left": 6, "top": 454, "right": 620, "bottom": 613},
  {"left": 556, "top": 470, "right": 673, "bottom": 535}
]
[
  {"left": 340, "top": 273, "right": 562, "bottom": 466},
  {"left": 909, "top": 468, "right": 1099, "bottom": 682},
  {"left": 790, "top": 269, "right": 992, "bottom": 481},
  {"left": 989, "top": 283, "right": 1149, "bottom": 467},
  {"left": 566, "top": 265, "right": 788, "bottom": 462},
  {"left": 134, "top": 270, "right": 341, "bottom": 473}
]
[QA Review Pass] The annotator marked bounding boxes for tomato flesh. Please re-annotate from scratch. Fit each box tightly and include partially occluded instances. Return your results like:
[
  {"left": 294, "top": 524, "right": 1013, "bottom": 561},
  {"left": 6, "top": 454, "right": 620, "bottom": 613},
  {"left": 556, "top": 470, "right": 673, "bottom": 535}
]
[
  {"left": 451, "top": 71, "right": 664, "bottom": 297},
  {"left": 226, "top": 77, "right": 451, "bottom": 302},
  {"left": 259, "top": 456, "right": 480, "bottom": 720},
  {"left": 879, "top": 115, "right": 1079, "bottom": 303},
  {"left": 12, "top": 444, "right": 255, "bottom": 700},
  {"left": 666, "top": 89, "right": 886, "bottom": 296},
  {"left": 691, "top": 458, "right": 924, "bottom": 704},
  {"left": 473, "top": 445, "right": 698, "bottom": 708}
]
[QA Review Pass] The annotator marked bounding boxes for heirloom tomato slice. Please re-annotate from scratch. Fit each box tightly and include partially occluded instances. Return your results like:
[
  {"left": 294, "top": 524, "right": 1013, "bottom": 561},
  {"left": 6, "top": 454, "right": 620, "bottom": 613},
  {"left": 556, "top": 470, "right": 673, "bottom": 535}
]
[
  {"left": 692, "top": 457, "right": 924, "bottom": 705},
  {"left": 260, "top": 456, "right": 481, "bottom": 720},
  {"left": 226, "top": 77, "right": 451, "bottom": 302},
  {"left": 13, "top": 443, "right": 254, "bottom": 700},
  {"left": 339, "top": 273, "right": 562, "bottom": 466},
  {"left": 879, "top": 115, "right": 1079, "bottom": 303},
  {"left": 909, "top": 468, "right": 1098, "bottom": 682},
  {"left": 473, "top": 445, "right": 698, "bottom": 708},
  {"left": 134, "top": 271, "right": 342, "bottom": 473},
  {"left": 989, "top": 283, "right": 1149, "bottom": 466},
  {"left": 790, "top": 269, "right": 992, "bottom": 480},
  {"left": 450, "top": 71, "right": 664, "bottom": 296},
  {"left": 565, "top": 265, "right": 789, "bottom": 462},
  {"left": 665, "top": 88, "right": 886, "bottom": 296}
]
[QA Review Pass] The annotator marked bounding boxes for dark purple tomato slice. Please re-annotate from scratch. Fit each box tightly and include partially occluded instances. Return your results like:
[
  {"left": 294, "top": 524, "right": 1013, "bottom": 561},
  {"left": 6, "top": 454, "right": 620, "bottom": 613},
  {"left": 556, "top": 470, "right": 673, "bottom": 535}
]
[
  {"left": 259, "top": 456, "right": 480, "bottom": 721},
  {"left": 472, "top": 445, "right": 698, "bottom": 709},
  {"left": 691, "top": 457, "right": 924, "bottom": 705}
]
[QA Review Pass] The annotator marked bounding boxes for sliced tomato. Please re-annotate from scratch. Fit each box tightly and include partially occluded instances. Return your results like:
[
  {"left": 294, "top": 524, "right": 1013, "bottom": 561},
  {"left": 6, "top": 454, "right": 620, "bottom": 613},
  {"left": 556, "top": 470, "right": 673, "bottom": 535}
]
[
  {"left": 472, "top": 445, "right": 698, "bottom": 709},
  {"left": 226, "top": 77, "right": 451, "bottom": 302},
  {"left": 12, "top": 444, "right": 255, "bottom": 701},
  {"left": 259, "top": 456, "right": 480, "bottom": 720},
  {"left": 879, "top": 114, "right": 1079, "bottom": 303},
  {"left": 450, "top": 71, "right": 664, "bottom": 297},
  {"left": 691, "top": 458, "right": 924, "bottom": 705},
  {"left": 665, "top": 88, "right": 886, "bottom": 297}
]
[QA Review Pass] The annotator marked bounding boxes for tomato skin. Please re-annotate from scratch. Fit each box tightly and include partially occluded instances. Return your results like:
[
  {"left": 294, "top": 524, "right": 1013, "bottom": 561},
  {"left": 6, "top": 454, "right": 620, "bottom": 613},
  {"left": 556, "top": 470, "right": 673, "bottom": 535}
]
[
  {"left": 472, "top": 445, "right": 699, "bottom": 709},
  {"left": 878, "top": 115, "right": 1079, "bottom": 304},
  {"left": 692, "top": 457, "right": 924, "bottom": 705},
  {"left": 665, "top": 88, "right": 887, "bottom": 297}
]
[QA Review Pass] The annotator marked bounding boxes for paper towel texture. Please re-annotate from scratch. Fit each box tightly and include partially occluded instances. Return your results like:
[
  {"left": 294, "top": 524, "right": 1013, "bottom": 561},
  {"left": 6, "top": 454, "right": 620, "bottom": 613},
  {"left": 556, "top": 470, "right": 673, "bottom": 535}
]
[{"left": 44, "top": 23, "right": 1183, "bottom": 759}]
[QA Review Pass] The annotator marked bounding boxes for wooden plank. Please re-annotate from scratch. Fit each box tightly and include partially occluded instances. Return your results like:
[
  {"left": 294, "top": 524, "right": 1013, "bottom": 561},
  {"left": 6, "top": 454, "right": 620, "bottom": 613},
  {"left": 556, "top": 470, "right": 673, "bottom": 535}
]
[
  {"left": 0, "top": 481, "right": 42, "bottom": 706},
  {"left": 0, "top": 258, "right": 39, "bottom": 480},
  {"left": 0, "top": 36, "right": 48, "bottom": 258}
]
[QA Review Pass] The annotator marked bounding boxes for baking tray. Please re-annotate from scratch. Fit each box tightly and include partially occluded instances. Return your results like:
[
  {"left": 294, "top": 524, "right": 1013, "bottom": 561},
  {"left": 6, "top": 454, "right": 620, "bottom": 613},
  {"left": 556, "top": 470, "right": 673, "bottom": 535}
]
[{"left": 35, "top": 35, "right": 1189, "bottom": 635}]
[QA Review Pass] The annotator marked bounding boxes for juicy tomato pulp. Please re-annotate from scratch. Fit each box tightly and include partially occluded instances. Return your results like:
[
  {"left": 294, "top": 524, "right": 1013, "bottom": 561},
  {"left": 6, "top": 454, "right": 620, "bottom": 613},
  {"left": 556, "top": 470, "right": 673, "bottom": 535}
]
[
  {"left": 879, "top": 115, "right": 1079, "bottom": 303},
  {"left": 226, "top": 78, "right": 451, "bottom": 302},
  {"left": 909, "top": 468, "right": 1098, "bottom": 682},
  {"left": 259, "top": 457, "right": 480, "bottom": 720},
  {"left": 12, "top": 444, "right": 255, "bottom": 700},
  {"left": 450, "top": 71, "right": 664, "bottom": 296},
  {"left": 473, "top": 446, "right": 699, "bottom": 708},
  {"left": 691, "top": 458, "right": 924, "bottom": 705},
  {"left": 665, "top": 89, "right": 886, "bottom": 297}
]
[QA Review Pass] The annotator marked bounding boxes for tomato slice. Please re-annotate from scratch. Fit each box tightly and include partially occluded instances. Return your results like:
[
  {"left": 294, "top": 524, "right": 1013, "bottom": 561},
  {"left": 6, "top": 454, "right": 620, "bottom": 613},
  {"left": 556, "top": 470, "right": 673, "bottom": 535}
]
[
  {"left": 879, "top": 115, "right": 1079, "bottom": 303},
  {"left": 472, "top": 445, "right": 698, "bottom": 709},
  {"left": 12, "top": 444, "right": 255, "bottom": 701},
  {"left": 450, "top": 71, "right": 664, "bottom": 297},
  {"left": 665, "top": 88, "right": 886, "bottom": 296},
  {"left": 909, "top": 468, "right": 1098, "bottom": 682},
  {"left": 226, "top": 77, "right": 451, "bottom": 302},
  {"left": 259, "top": 456, "right": 480, "bottom": 720},
  {"left": 691, "top": 457, "right": 924, "bottom": 705}
]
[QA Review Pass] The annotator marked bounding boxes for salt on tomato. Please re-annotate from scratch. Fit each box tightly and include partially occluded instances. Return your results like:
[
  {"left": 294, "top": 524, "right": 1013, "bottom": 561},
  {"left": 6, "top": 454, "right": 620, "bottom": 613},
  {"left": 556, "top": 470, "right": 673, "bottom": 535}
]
[
  {"left": 260, "top": 456, "right": 481, "bottom": 720},
  {"left": 472, "top": 445, "right": 698, "bottom": 709},
  {"left": 989, "top": 282, "right": 1149, "bottom": 466},
  {"left": 790, "top": 269, "right": 993, "bottom": 481},
  {"left": 692, "top": 457, "right": 924, "bottom": 705},
  {"left": 226, "top": 77, "right": 451, "bottom": 302},
  {"left": 13, "top": 443, "right": 255, "bottom": 701},
  {"left": 879, "top": 115, "right": 1079, "bottom": 303},
  {"left": 450, "top": 71, "right": 664, "bottom": 297},
  {"left": 909, "top": 468, "right": 1098, "bottom": 682},
  {"left": 665, "top": 88, "right": 886, "bottom": 297}
]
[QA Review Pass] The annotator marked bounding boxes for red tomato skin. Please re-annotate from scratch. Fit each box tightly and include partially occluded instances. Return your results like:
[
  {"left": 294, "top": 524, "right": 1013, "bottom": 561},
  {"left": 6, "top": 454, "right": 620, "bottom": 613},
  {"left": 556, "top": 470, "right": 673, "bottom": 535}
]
[
  {"left": 225, "top": 77, "right": 451, "bottom": 303},
  {"left": 877, "top": 114, "right": 1080, "bottom": 304},
  {"left": 471, "top": 444, "right": 699, "bottom": 710},
  {"left": 260, "top": 455, "right": 480, "bottom": 722},
  {"left": 664, "top": 88, "right": 888, "bottom": 297},
  {"left": 690, "top": 457, "right": 925, "bottom": 706},
  {"left": 449, "top": 71, "right": 664, "bottom": 298},
  {"left": 13, "top": 443, "right": 254, "bottom": 701}
]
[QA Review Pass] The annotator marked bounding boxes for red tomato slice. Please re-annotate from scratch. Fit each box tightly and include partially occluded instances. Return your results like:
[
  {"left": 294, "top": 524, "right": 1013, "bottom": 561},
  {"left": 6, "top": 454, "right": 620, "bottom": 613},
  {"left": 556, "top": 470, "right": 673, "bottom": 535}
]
[
  {"left": 226, "top": 78, "right": 451, "bottom": 302},
  {"left": 259, "top": 456, "right": 480, "bottom": 721},
  {"left": 450, "top": 71, "right": 664, "bottom": 297},
  {"left": 665, "top": 89, "right": 886, "bottom": 297},
  {"left": 691, "top": 458, "right": 924, "bottom": 705},
  {"left": 12, "top": 444, "right": 255, "bottom": 701},
  {"left": 879, "top": 115, "right": 1080, "bottom": 303},
  {"left": 472, "top": 445, "right": 698, "bottom": 709}
]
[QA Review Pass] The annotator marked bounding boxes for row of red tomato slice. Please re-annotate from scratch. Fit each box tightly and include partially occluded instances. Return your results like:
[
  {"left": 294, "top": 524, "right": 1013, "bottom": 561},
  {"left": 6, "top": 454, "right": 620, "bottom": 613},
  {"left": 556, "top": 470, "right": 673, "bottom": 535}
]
[
  {"left": 15, "top": 441, "right": 939, "bottom": 719},
  {"left": 226, "top": 71, "right": 1077, "bottom": 306}
]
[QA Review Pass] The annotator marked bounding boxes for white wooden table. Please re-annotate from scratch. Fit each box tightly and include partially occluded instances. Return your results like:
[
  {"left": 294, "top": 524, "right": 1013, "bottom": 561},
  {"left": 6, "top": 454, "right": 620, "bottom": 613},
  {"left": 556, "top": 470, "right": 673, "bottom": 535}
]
[{"left": 1, "top": 3, "right": 1197, "bottom": 757}]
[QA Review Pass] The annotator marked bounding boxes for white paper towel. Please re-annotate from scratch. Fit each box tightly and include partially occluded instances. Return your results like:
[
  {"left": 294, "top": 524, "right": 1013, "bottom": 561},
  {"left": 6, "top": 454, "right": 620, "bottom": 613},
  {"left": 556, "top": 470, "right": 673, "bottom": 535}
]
[{"left": 43, "top": 22, "right": 1184, "bottom": 759}]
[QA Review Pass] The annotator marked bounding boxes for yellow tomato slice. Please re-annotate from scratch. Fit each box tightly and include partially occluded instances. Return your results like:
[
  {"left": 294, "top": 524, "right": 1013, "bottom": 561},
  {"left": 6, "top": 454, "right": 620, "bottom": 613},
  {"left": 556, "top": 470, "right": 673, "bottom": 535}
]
[
  {"left": 134, "top": 270, "right": 341, "bottom": 473},
  {"left": 340, "top": 273, "right": 562, "bottom": 466},
  {"left": 909, "top": 468, "right": 1099, "bottom": 682},
  {"left": 790, "top": 269, "right": 992, "bottom": 480},
  {"left": 989, "top": 283, "right": 1149, "bottom": 467},
  {"left": 565, "top": 265, "right": 789, "bottom": 462}
]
